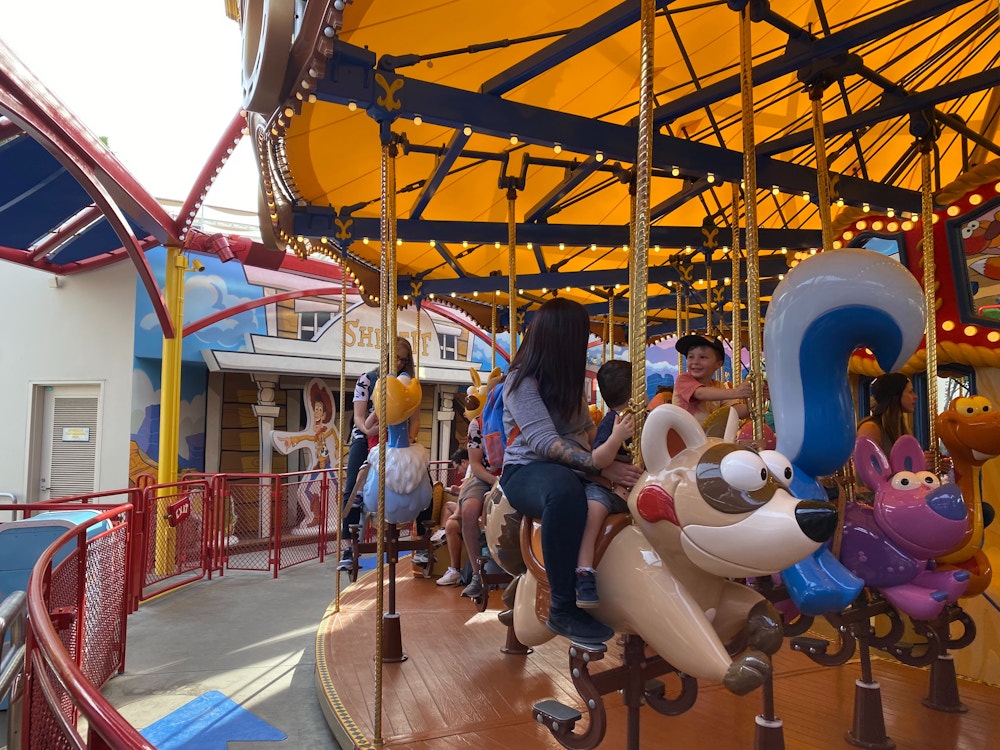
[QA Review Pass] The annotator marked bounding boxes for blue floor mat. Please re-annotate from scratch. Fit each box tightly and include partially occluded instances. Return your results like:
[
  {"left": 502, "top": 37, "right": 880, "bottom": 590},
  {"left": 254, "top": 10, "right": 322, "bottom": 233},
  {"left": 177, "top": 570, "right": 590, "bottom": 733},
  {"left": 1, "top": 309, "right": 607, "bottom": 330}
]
[{"left": 140, "top": 690, "right": 286, "bottom": 750}]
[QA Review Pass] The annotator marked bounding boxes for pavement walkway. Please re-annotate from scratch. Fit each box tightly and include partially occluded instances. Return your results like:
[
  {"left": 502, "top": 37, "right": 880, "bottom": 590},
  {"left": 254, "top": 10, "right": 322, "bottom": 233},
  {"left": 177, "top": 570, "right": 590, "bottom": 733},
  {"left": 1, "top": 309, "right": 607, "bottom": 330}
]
[{"left": 101, "top": 563, "right": 351, "bottom": 749}]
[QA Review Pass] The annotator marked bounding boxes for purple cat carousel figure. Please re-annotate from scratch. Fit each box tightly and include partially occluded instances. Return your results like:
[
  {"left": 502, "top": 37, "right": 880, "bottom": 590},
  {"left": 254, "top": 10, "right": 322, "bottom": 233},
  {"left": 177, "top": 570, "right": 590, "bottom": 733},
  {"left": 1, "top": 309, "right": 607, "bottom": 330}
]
[{"left": 841, "top": 434, "right": 970, "bottom": 621}]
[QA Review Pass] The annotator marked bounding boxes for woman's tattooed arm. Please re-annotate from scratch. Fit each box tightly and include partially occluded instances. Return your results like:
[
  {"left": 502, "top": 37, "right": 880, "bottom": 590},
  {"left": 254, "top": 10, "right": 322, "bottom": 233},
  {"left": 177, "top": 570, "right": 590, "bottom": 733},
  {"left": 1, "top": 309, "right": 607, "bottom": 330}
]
[{"left": 545, "top": 437, "right": 600, "bottom": 475}]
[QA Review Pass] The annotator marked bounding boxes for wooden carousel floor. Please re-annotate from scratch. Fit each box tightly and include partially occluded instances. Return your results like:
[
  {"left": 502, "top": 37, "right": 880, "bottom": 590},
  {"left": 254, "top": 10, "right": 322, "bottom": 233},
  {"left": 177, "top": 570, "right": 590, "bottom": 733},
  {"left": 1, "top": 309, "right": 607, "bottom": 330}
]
[{"left": 315, "top": 561, "right": 1000, "bottom": 749}]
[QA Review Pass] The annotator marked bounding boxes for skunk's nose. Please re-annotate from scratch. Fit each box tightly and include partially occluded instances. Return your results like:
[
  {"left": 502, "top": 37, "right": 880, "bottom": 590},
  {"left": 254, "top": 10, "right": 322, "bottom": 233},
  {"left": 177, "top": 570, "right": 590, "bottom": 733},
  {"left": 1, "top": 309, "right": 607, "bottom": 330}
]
[{"left": 795, "top": 500, "right": 838, "bottom": 542}]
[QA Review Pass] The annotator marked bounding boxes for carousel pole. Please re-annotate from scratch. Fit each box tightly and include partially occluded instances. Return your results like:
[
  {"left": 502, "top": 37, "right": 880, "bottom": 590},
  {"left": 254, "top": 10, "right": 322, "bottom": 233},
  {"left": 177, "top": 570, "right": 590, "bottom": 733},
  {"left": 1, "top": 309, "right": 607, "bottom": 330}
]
[
  {"left": 913, "top": 112, "right": 965, "bottom": 715},
  {"left": 808, "top": 76, "right": 856, "bottom": 540},
  {"left": 809, "top": 84, "right": 834, "bottom": 253},
  {"left": 370, "top": 126, "right": 408, "bottom": 746},
  {"left": 414, "top": 297, "right": 421, "bottom": 372},
  {"left": 737, "top": 5, "right": 782, "bottom": 748},
  {"left": 731, "top": 183, "right": 742, "bottom": 387},
  {"left": 629, "top": 0, "right": 654, "bottom": 547},
  {"left": 737, "top": 1, "right": 765, "bottom": 446},
  {"left": 676, "top": 282, "right": 685, "bottom": 372},
  {"left": 917, "top": 124, "right": 941, "bottom": 476},
  {"left": 628, "top": 0, "right": 656, "bottom": 466},
  {"left": 604, "top": 287, "right": 615, "bottom": 362},
  {"left": 491, "top": 294, "right": 498, "bottom": 370},
  {"left": 675, "top": 283, "right": 683, "bottom": 339},
  {"left": 618, "top": 6, "right": 655, "bottom": 743},
  {"left": 702, "top": 219, "right": 721, "bottom": 380},
  {"left": 334, "top": 248, "right": 349, "bottom": 611},
  {"left": 380, "top": 131, "right": 409, "bottom": 665},
  {"left": 602, "top": 291, "right": 614, "bottom": 410},
  {"left": 703, "top": 221, "right": 714, "bottom": 337},
  {"left": 507, "top": 182, "right": 519, "bottom": 356}
]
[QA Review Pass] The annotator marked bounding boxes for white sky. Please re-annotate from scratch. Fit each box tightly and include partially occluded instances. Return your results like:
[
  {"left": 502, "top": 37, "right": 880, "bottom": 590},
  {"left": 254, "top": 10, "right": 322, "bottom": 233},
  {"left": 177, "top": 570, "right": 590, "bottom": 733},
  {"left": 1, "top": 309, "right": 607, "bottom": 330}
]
[{"left": 2, "top": 0, "right": 259, "bottom": 213}]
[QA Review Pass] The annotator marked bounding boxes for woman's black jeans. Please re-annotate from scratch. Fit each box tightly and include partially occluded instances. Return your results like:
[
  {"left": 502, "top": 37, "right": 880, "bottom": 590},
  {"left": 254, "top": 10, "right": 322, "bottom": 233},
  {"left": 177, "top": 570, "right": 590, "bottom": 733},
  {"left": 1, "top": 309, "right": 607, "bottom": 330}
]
[{"left": 500, "top": 461, "right": 588, "bottom": 611}]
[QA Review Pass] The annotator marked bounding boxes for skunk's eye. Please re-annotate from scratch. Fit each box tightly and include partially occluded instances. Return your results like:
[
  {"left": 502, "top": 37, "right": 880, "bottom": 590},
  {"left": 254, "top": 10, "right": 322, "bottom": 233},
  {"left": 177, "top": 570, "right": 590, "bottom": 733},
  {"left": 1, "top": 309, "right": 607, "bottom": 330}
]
[
  {"left": 720, "top": 451, "right": 769, "bottom": 492},
  {"left": 760, "top": 450, "right": 793, "bottom": 486}
]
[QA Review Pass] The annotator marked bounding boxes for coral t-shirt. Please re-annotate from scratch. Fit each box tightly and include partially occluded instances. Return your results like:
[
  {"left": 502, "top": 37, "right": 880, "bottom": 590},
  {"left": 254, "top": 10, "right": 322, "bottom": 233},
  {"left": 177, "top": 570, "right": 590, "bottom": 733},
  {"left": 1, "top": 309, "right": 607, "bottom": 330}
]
[{"left": 672, "top": 372, "right": 740, "bottom": 425}]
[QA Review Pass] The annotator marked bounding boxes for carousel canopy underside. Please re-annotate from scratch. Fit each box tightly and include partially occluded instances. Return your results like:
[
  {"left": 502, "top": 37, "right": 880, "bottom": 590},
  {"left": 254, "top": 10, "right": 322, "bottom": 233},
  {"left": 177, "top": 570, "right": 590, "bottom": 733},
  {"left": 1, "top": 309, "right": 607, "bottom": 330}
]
[
  {"left": 247, "top": 0, "right": 1000, "bottom": 342},
  {"left": 1, "top": 2, "right": 998, "bottom": 347}
]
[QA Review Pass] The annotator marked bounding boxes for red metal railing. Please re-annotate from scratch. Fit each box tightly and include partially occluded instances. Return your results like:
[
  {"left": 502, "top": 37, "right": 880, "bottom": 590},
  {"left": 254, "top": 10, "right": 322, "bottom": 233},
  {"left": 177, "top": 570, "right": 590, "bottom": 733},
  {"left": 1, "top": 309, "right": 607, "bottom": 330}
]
[
  {"left": 217, "top": 469, "right": 340, "bottom": 576},
  {"left": 22, "top": 503, "right": 152, "bottom": 749},
  {"left": 3, "top": 462, "right": 433, "bottom": 748},
  {"left": 136, "top": 479, "right": 211, "bottom": 602}
]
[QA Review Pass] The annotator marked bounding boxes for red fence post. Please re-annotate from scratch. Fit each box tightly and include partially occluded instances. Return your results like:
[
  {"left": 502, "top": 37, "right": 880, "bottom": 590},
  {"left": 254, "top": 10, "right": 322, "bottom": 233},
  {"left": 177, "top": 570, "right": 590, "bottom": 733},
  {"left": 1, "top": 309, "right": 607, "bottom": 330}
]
[{"left": 271, "top": 475, "right": 281, "bottom": 578}]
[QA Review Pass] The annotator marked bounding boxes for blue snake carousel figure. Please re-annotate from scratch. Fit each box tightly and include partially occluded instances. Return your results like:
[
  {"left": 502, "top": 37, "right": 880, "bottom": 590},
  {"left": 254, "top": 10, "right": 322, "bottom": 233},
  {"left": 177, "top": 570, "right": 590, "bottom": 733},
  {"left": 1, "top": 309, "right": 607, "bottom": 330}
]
[{"left": 763, "top": 248, "right": 981, "bottom": 744}]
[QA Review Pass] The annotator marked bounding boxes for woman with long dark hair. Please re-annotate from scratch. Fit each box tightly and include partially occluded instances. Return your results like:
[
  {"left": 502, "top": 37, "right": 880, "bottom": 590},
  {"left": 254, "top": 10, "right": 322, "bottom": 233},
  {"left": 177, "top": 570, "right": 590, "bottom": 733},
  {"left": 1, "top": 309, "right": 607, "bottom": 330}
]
[
  {"left": 857, "top": 372, "right": 917, "bottom": 454},
  {"left": 499, "top": 298, "right": 642, "bottom": 644}
]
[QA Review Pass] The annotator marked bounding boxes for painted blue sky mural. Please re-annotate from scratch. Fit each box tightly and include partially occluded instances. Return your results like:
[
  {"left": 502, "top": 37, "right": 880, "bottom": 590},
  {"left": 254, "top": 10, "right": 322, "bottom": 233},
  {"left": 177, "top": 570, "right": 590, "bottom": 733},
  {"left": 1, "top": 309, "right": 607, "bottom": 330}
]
[
  {"left": 134, "top": 246, "right": 266, "bottom": 362},
  {"left": 469, "top": 333, "right": 510, "bottom": 374},
  {"left": 131, "top": 359, "right": 207, "bottom": 472}
]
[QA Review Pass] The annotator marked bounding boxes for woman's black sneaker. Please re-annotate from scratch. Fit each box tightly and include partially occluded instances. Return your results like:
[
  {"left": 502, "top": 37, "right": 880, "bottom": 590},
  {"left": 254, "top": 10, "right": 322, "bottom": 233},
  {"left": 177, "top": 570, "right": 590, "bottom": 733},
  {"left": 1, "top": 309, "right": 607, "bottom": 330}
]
[{"left": 546, "top": 607, "right": 613, "bottom": 644}]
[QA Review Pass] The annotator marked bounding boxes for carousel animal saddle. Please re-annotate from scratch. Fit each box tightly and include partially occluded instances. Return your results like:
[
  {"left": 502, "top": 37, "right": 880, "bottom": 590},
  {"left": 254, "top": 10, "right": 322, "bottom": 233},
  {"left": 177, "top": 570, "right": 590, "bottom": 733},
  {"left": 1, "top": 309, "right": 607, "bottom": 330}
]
[{"left": 520, "top": 512, "right": 633, "bottom": 623}]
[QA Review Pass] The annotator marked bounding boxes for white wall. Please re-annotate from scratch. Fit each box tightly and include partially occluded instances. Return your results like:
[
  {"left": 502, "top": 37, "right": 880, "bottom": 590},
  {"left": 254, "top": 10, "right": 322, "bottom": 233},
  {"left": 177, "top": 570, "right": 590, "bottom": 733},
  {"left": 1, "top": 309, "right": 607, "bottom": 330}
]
[{"left": 0, "top": 262, "right": 137, "bottom": 502}]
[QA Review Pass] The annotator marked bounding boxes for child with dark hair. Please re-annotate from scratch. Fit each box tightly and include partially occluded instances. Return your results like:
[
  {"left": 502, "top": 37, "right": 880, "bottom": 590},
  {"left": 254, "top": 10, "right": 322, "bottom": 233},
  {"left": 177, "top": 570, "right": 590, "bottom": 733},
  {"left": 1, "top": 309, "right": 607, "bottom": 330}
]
[
  {"left": 575, "top": 359, "right": 637, "bottom": 608},
  {"left": 449, "top": 448, "right": 470, "bottom": 492}
]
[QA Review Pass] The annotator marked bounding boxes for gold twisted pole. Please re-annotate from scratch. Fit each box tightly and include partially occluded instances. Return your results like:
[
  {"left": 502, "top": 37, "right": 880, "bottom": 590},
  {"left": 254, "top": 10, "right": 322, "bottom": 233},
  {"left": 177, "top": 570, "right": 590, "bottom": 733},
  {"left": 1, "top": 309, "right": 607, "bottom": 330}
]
[
  {"left": 414, "top": 299, "right": 421, "bottom": 373},
  {"left": 507, "top": 184, "right": 518, "bottom": 357},
  {"left": 738, "top": 4, "right": 764, "bottom": 441},
  {"left": 628, "top": 0, "right": 655, "bottom": 464},
  {"left": 675, "top": 281, "right": 682, "bottom": 342},
  {"left": 334, "top": 250, "right": 349, "bottom": 611},
  {"left": 491, "top": 294, "right": 497, "bottom": 370},
  {"left": 628, "top": 181, "right": 637, "bottom": 366},
  {"left": 608, "top": 290, "right": 615, "bottom": 363},
  {"left": 704, "top": 235, "right": 713, "bottom": 336},
  {"left": 920, "top": 139, "right": 940, "bottom": 473},
  {"left": 810, "top": 89, "right": 834, "bottom": 252},
  {"left": 603, "top": 313, "right": 609, "bottom": 365},
  {"left": 373, "top": 136, "right": 400, "bottom": 746},
  {"left": 731, "top": 183, "right": 742, "bottom": 387}
]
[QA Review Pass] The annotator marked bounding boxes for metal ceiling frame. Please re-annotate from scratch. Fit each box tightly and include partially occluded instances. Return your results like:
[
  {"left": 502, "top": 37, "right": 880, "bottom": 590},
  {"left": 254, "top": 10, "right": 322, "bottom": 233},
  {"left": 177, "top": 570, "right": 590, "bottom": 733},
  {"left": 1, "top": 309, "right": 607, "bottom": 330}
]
[
  {"left": 650, "top": 0, "right": 973, "bottom": 126},
  {"left": 245, "top": 0, "right": 1000, "bottom": 336},
  {"left": 307, "top": 39, "right": 921, "bottom": 217}
]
